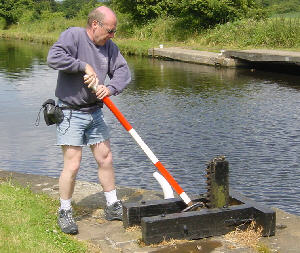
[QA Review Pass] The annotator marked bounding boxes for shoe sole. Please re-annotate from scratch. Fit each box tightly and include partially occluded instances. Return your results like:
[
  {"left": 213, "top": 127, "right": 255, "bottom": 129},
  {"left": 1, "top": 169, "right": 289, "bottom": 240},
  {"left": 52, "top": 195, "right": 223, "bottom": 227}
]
[
  {"left": 61, "top": 227, "right": 79, "bottom": 235},
  {"left": 105, "top": 215, "right": 123, "bottom": 221},
  {"left": 58, "top": 221, "right": 79, "bottom": 235}
]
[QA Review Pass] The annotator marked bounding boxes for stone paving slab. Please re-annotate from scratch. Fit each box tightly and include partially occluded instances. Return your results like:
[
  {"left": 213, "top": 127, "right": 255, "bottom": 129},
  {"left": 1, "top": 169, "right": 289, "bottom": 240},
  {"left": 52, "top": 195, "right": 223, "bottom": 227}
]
[
  {"left": 148, "top": 47, "right": 300, "bottom": 68},
  {"left": 223, "top": 49, "right": 300, "bottom": 63},
  {"left": 148, "top": 47, "right": 245, "bottom": 67},
  {"left": 1, "top": 169, "right": 300, "bottom": 252}
]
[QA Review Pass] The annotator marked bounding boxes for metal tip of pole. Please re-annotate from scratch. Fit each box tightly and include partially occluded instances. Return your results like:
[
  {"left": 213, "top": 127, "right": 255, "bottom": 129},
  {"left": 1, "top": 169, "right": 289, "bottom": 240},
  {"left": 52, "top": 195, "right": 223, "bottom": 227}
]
[{"left": 182, "top": 202, "right": 204, "bottom": 212}]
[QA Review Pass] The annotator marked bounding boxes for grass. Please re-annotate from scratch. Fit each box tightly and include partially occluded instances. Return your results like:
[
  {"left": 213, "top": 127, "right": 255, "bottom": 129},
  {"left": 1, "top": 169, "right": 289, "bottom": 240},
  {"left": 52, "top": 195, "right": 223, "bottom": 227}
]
[
  {"left": 224, "top": 221, "right": 272, "bottom": 253},
  {"left": 198, "top": 16, "right": 300, "bottom": 49},
  {"left": 0, "top": 179, "right": 99, "bottom": 253},
  {"left": 0, "top": 16, "right": 85, "bottom": 45},
  {"left": 136, "top": 220, "right": 272, "bottom": 252},
  {"left": 272, "top": 11, "right": 300, "bottom": 18}
]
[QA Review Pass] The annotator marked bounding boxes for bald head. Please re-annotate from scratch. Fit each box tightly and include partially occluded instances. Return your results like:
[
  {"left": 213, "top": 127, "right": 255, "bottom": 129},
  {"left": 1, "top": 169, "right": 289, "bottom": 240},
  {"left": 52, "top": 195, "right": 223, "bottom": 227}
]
[
  {"left": 87, "top": 6, "right": 117, "bottom": 27},
  {"left": 86, "top": 6, "right": 117, "bottom": 46}
]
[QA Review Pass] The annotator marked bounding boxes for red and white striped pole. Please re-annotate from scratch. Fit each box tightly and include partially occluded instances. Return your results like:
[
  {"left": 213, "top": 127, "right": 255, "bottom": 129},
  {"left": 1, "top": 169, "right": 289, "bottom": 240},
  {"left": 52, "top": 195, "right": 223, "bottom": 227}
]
[{"left": 102, "top": 96, "right": 193, "bottom": 206}]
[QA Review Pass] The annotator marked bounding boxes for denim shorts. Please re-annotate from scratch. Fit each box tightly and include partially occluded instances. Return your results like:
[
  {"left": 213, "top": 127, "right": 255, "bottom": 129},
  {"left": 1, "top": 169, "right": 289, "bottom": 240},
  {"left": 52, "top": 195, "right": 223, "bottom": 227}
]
[{"left": 56, "top": 101, "right": 110, "bottom": 146}]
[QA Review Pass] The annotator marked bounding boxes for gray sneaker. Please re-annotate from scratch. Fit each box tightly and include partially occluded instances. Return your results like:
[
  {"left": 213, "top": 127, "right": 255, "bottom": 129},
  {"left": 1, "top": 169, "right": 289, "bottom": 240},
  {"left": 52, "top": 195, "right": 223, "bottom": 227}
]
[
  {"left": 58, "top": 209, "right": 78, "bottom": 234},
  {"left": 105, "top": 200, "right": 123, "bottom": 221}
]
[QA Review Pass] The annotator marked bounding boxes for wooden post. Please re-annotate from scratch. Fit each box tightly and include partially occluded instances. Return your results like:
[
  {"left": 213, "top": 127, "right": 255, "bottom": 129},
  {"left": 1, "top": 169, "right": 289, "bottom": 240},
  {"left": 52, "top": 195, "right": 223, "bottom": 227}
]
[{"left": 206, "top": 156, "right": 229, "bottom": 208}]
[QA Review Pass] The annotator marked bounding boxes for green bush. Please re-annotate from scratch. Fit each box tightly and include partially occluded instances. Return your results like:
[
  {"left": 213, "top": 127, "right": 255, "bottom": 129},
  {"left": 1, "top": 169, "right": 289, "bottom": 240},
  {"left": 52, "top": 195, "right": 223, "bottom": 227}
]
[
  {"left": 179, "top": 0, "right": 264, "bottom": 29},
  {"left": 129, "top": 16, "right": 195, "bottom": 41},
  {"left": 114, "top": 11, "right": 135, "bottom": 38},
  {"left": 58, "top": 0, "right": 98, "bottom": 19},
  {"left": 0, "top": 0, "right": 34, "bottom": 25},
  {"left": 40, "top": 10, "right": 65, "bottom": 21},
  {"left": 18, "top": 10, "right": 38, "bottom": 25},
  {"left": 0, "top": 17, "right": 6, "bottom": 29},
  {"left": 112, "top": 0, "right": 264, "bottom": 30},
  {"left": 111, "top": 0, "right": 179, "bottom": 24}
]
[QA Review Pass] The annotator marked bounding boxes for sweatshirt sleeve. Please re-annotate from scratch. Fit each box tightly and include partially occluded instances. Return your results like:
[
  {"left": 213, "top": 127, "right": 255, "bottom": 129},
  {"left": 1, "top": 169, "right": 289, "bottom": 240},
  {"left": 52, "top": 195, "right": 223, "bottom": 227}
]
[
  {"left": 47, "top": 28, "right": 86, "bottom": 73},
  {"left": 106, "top": 42, "right": 131, "bottom": 96}
]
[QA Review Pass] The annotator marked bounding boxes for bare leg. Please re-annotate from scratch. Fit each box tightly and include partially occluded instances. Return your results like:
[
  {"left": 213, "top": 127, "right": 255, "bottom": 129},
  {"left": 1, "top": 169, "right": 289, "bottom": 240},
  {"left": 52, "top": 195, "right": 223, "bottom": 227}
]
[
  {"left": 57, "top": 146, "right": 81, "bottom": 234},
  {"left": 59, "top": 146, "right": 82, "bottom": 200},
  {"left": 91, "top": 140, "right": 123, "bottom": 220},
  {"left": 90, "top": 140, "right": 115, "bottom": 192}
]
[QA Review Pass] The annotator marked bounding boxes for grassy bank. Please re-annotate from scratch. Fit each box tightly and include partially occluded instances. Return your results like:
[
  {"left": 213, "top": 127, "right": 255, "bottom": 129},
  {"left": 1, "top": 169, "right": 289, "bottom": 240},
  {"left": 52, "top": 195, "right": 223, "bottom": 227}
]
[
  {"left": 201, "top": 17, "right": 300, "bottom": 50},
  {"left": 1, "top": 12, "right": 300, "bottom": 56},
  {"left": 0, "top": 179, "right": 98, "bottom": 253}
]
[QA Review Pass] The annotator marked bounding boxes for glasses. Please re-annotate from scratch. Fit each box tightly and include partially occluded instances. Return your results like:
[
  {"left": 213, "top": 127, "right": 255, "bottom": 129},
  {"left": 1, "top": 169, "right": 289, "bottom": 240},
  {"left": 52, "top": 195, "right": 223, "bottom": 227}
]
[{"left": 97, "top": 21, "right": 117, "bottom": 34}]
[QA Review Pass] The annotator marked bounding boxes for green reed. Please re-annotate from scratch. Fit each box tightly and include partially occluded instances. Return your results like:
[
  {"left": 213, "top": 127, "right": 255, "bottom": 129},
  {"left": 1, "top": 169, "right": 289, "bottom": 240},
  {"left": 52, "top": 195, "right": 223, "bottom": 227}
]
[{"left": 200, "top": 17, "right": 300, "bottom": 49}]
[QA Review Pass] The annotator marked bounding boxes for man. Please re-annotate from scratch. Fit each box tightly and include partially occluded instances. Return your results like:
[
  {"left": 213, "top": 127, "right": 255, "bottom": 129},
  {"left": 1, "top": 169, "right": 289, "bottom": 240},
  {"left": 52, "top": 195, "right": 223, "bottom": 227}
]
[{"left": 47, "top": 6, "right": 131, "bottom": 235}]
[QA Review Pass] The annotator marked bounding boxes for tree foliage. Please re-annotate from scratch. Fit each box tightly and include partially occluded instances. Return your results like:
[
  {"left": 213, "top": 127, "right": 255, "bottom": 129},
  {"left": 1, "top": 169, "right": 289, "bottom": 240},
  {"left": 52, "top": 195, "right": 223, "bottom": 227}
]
[
  {"left": 0, "top": 0, "right": 34, "bottom": 26},
  {"left": 112, "top": 0, "right": 179, "bottom": 24},
  {"left": 57, "top": 0, "right": 98, "bottom": 19},
  {"left": 0, "top": 0, "right": 60, "bottom": 26},
  {"left": 180, "top": 0, "right": 262, "bottom": 29},
  {"left": 1, "top": 0, "right": 297, "bottom": 32},
  {"left": 0, "top": 0, "right": 98, "bottom": 27},
  {"left": 111, "top": 0, "right": 263, "bottom": 29}
]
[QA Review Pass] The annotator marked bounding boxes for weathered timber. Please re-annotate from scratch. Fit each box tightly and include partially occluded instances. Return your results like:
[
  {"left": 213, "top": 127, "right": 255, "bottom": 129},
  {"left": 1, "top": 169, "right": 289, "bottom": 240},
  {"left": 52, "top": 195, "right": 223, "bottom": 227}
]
[
  {"left": 123, "top": 197, "right": 205, "bottom": 228},
  {"left": 206, "top": 156, "right": 229, "bottom": 208},
  {"left": 230, "top": 190, "right": 276, "bottom": 237},
  {"left": 140, "top": 190, "right": 275, "bottom": 245},
  {"left": 123, "top": 155, "right": 275, "bottom": 245}
]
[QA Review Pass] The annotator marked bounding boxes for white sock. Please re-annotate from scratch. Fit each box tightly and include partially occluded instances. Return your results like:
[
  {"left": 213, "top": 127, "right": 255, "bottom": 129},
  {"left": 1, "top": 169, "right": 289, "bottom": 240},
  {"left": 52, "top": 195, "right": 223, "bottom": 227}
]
[
  {"left": 104, "top": 189, "right": 118, "bottom": 206},
  {"left": 60, "top": 198, "right": 72, "bottom": 210}
]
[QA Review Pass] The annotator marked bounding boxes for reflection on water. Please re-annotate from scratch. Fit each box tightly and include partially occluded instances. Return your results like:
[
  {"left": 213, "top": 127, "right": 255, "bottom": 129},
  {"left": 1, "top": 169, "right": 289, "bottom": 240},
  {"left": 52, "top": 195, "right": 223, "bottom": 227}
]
[{"left": 0, "top": 39, "right": 300, "bottom": 215}]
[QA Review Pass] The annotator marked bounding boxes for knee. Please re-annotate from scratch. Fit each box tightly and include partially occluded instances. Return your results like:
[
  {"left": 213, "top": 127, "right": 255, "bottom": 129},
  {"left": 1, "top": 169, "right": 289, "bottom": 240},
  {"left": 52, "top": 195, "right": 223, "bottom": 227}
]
[
  {"left": 99, "top": 150, "right": 113, "bottom": 168},
  {"left": 62, "top": 146, "right": 82, "bottom": 173},
  {"left": 63, "top": 156, "right": 81, "bottom": 175},
  {"left": 91, "top": 141, "right": 113, "bottom": 167}
]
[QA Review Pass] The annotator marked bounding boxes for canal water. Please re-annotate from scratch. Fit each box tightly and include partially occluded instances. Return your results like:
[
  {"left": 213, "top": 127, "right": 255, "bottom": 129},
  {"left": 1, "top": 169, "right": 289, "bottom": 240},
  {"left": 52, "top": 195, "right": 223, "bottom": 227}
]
[{"left": 0, "top": 39, "right": 300, "bottom": 215}]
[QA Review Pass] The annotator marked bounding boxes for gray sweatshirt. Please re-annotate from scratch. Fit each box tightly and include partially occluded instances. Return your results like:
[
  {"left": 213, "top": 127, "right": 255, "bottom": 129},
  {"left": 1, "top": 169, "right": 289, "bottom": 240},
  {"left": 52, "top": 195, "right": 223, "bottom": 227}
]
[{"left": 47, "top": 27, "right": 131, "bottom": 111}]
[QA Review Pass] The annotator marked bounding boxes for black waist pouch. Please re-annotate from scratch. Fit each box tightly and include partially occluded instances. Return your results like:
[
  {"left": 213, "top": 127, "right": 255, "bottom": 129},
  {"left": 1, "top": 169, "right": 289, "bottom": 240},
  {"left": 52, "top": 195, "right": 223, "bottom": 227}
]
[{"left": 42, "top": 99, "right": 64, "bottom": 126}]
